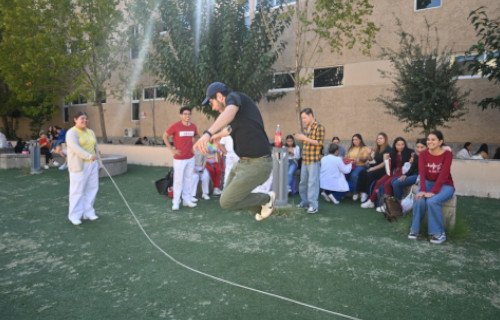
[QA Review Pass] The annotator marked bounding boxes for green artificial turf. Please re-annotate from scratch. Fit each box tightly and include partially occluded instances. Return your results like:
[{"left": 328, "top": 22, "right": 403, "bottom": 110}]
[{"left": 1, "top": 165, "right": 499, "bottom": 319}]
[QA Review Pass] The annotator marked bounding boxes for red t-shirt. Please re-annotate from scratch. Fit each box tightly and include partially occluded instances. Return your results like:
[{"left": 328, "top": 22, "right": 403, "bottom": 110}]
[
  {"left": 419, "top": 149, "right": 454, "bottom": 193},
  {"left": 166, "top": 121, "right": 198, "bottom": 160}
]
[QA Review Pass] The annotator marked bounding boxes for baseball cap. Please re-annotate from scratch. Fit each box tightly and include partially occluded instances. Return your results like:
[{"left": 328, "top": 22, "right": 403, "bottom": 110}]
[{"left": 202, "top": 82, "right": 228, "bottom": 106}]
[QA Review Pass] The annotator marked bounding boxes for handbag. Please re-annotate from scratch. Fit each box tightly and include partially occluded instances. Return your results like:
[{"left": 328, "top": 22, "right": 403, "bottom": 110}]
[
  {"left": 400, "top": 190, "right": 414, "bottom": 214},
  {"left": 383, "top": 195, "right": 403, "bottom": 222},
  {"left": 155, "top": 169, "right": 173, "bottom": 196}
]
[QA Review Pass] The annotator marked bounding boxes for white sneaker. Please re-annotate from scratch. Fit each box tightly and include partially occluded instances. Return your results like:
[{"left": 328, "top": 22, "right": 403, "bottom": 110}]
[
  {"left": 376, "top": 206, "right": 385, "bottom": 213},
  {"left": 328, "top": 194, "right": 340, "bottom": 204},
  {"left": 256, "top": 191, "right": 275, "bottom": 221},
  {"left": 190, "top": 197, "right": 199, "bottom": 203},
  {"left": 69, "top": 219, "right": 82, "bottom": 226},
  {"left": 321, "top": 191, "right": 331, "bottom": 202},
  {"left": 213, "top": 188, "right": 222, "bottom": 196},
  {"left": 182, "top": 201, "right": 197, "bottom": 208},
  {"left": 172, "top": 204, "right": 180, "bottom": 211},
  {"left": 52, "top": 161, "right": 60, "bottom": 167},
  {"left": 58, "top": 163, "right": 68, "bottom": 170},
  {"left": 361, "top": 199, "right": 375, "bottom": 208},
  {"left": 202, "top": 194, "right": 210, "bottom": 200},
  {"left": 352, "top": 193, "right": 359, "bottom": 201},
  {"left": 85, "top": 215, "right": 99, "bottom": 221},
  {"left": 43, "top": 165, "right": 49, "bottom": 169},
  {"left": 360, "top": 192, "right": 368, "bottom": 203}
]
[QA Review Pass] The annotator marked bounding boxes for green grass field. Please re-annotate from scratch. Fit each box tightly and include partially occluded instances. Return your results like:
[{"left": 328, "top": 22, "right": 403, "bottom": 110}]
[{"left": 1, "top": 165, "right": 499, "bottom": 319}]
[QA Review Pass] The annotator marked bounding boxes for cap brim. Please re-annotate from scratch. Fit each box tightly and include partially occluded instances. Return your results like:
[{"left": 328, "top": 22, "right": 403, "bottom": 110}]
[{"left": 201, "top": 97, "right": 209, "bottom": 106}]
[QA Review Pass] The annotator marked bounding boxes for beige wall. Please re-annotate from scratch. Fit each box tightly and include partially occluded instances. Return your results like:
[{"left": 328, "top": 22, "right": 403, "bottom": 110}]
[{"left": 8, "top": 0, "right": 500, "bottom": 147}]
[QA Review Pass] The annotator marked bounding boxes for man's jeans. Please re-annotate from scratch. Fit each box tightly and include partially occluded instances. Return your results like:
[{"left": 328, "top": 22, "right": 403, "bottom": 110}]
[{"left": 299, "top": 161, "right": 320, "bottom": 209}]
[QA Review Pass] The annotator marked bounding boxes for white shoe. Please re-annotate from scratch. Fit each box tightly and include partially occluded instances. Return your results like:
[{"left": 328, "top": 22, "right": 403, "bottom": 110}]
[
  {"left": 321, "top": 191, "right": 331, "bottom": 202},
  {"left": 84, "top": 215, "right": 99, "bottom": 221},
  {"left": 202, "top": 194, "right": 210, "bottom": 200},
  {"left": 43, "top": 165, "right": 50, "bottom": 169},
  {"left": 256, "top": 191, "right": 275, "bottom": 221},
  {"left": 182, "top": 201, "right": 197, "bottom": 208},
  {"left": 213, "top": 188, "right": 222, "bottom": 196},
  {"left": 69, "top": 219, "right": 82, "bottom": 226},
  {"left": 172, "top": 204, "right": 180, "bottom": 211},
  {"left": 376, "top": 206, "right": 385, "bottom": 213},
  {"left": 52, "top": 161, "right": 60, "bottom": 167},
  {"left": 328, "top": 194, "right": 340, "bottom": 204},
  {"left": 352, "top": 193, "right": 359, "bottom": 201},
  {"left": 361, "top": 199, "right": 375, "bottom": 208},
  {"left": 190, "top": 197, "right": 199, "bottom": 203},
  {"left": 58, "top": 163, "right": 68, "bottom": 170},
  {"left": 360, "top": 192, "right": 368, "bottom": 203}
]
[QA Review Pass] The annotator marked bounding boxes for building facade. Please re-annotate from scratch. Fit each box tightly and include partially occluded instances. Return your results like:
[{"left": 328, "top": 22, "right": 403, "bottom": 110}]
[{"left": 13, "top": 0, "right": 500, "bottom": 148}]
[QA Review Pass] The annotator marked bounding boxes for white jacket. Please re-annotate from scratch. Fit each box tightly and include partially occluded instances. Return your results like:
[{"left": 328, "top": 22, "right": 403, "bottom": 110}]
[
  {"left": 66, "top": 127, "right": 100, "bottom": 172},
  {"left": 320, "top": 155, "right": 352, "bottom": 192}
]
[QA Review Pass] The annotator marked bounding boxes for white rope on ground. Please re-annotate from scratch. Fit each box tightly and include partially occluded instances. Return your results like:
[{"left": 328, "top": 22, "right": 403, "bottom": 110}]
[{"left": 100, "top": 163, "right": 363, "bottom": 320}]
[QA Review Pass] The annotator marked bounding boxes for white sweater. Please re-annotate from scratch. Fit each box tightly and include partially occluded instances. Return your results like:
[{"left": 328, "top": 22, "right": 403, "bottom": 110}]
[{"left": 320, "top": 155, "right": 352, "bottom": 192}]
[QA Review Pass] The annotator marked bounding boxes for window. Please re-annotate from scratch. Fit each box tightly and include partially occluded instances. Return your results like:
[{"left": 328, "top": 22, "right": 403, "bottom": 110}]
[
  {"left": 72, "top": 95, "right": 87, "bottom": 105},
  {"left": 132, "top": 102, "right": 140, "bottom": 121},
  {"left": 415, "top": 0, "right": 441, "bottom": 11},
  {"left": 144, "top": 87, "right": 155, "bottom": 100},
  {"left": 156, "top": 86, "right": 167, "bottom": 99},
  {"left": 63, "top": 106, "right": 69, "bottom": 123},
  {"left": 132, "top": 89, "right": 141, "bottom": 101},
  {"left": 455, "top": 55, "right": 481, "bottom": 79},
  {"left": 313, "top": 66, "right": 344, "bottom": 88},
  {"left": 271, "top": 72, "right": 295, "bottom": 90}
]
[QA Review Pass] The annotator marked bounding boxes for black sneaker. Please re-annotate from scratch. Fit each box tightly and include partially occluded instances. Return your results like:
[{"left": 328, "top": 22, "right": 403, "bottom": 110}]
[{"left": 430, "top": 233, "right": 446, "bottom": 244}]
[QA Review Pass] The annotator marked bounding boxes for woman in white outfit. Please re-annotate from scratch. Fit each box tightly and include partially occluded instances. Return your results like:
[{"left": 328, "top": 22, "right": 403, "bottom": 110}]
[{"left": 66, "top": 111, "right": 100, "bottom": 225}]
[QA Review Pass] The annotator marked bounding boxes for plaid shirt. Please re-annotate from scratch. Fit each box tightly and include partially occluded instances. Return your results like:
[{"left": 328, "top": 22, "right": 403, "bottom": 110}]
[{"left": 301, "top": 121, "right": 325, "bottom": 165}]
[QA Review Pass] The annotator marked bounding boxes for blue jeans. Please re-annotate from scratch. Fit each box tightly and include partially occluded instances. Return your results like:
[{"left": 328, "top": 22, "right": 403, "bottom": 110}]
[
  {"left": 299, "top": 161, "right": 320, "bottom": 209},
  {"left": 322, "top": 189, "right": 347, "bottom": 202},
  {"left": 411, "top": 180, "right": 455, "bottom": 236},
  {"left": 288, "top": 160, "right": 298, "bottom": 194},
  {"left": 391, "top": 174, "right": 418, "bottom": 200},
  {"left": 347, "top": 166, "right": 366, "bottom": 193}
]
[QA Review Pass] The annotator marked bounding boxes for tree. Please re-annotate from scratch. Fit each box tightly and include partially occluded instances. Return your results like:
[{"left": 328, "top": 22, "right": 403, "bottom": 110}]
[
  {"left": 0, "top": 0, "right": 85, "bottom": 134},
  {"left": 287, "top": 0, "right": 378, "bottom": 129},
  {"left": 377, "top": 21, "right": 469, "bottom": 136},
  {"left": 467, "top": 6, "right": 500, "bottom": 110},
  {"left": 74, "top": 0, "right": 129, "bottom": 143},
  {"left": 146, "top": 0, "right": 290, "bottom": 117}
]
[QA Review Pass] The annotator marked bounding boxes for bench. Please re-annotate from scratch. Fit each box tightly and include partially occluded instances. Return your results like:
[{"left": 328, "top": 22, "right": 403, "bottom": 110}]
[
  {"left": 411, "top": 185, "right": 457, "bottom": 231},
  {"left": 0, "top": 153, "right": 30, "bottom": 169}
]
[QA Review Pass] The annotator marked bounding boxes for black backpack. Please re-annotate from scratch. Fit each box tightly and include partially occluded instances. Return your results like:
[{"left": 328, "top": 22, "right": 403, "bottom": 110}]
[{"left": 155, "top": 169, "right": 173, "bottom": 196}]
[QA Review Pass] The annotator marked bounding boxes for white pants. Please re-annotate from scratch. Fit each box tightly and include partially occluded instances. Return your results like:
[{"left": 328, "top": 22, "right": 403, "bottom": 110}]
[
  {"left": 172, "top": 157, "right": 195, "bottom": 205},
  {"left": 68, "top": 161, "right": 99, "bottom": 222},
  {"left": 191, "top": 169, "right": 210, "bottom": 197},
  {"left": 223, "top": 155, "right": 239, "bottom": 187}
]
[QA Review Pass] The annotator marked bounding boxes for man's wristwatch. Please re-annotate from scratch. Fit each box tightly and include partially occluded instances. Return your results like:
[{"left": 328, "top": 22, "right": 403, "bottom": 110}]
[{"left": 203, "top": 130, "right": 213, "bottom": 137}]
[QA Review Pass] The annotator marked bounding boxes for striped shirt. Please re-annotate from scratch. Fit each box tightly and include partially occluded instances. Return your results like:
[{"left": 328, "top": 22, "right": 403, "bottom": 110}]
[{"left": 301, "top": 121, "right": 325, "bottom": 165}]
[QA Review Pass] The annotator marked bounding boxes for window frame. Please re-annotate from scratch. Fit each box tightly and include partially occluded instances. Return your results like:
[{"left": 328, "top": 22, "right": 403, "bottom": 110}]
[
  {"left": 312, "top": 66, "right": 344, "bottom": 89},
  {"left": 269, "top": 72, "right": 295, "bottom": 92},
  {"left": 454, "top": 54, "right": 486, "bottom": 80},
  {"left": 414, "top": 0, "right": 442, "bottom": 12}
]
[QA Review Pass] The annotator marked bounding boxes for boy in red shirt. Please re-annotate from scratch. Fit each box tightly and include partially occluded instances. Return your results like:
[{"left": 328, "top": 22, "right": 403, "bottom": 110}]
[{"left": 163, "top": 107, "right": 199, "bottom": 211}]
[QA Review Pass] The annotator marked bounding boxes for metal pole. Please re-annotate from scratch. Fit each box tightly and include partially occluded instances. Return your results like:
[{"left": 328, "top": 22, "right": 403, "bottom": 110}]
[
  {"left": 30, "top": 140, "right": 42, "bottom": 174},
  {"left": 272, "top": 146, "right": 289, "bottom": 207}
]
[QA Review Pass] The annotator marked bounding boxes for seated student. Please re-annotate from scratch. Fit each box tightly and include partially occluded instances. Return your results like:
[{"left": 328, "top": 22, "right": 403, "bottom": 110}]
[
  {"left": 345, "top": 133, "right": 371, "bottom": 200},
  {"left": 205, "top": 142, "right": 222, "bottom": 196},
  {"left": 391, "top": 138, "right": 426, "bottom": 200},
  {"left": 361, "top": 137, "right": 414, "bottom": 212},
  {"left": 191, "top": 149, "right": 210, "bottom": 200},
  {"left": 358, "top": 132, "right": 392, "bottom": 204},
  {"left": 456, "top": 142, "right": 472, "bottom": 159},
  {"left": 409, "top": 130, "right": 454, "bottom": 244},
  {"left": 284, "top": 134, "right": 301, "bottom": 194},
  {"left": 14, "top": 138, "right": 26, "bottom": 153},
  {"left": 39, "top": 131, "right": 56, "bottom": 169},
  {"left": 331, "top": 136, "right": 347, "bottom": 158},
  {"left": 51, "top": 126, "right": 67, "bottom": 170},
  {"left": 471, "top": 143, "right": 489, "bottom": 159},
  {"left": 320, "top": 143, "right": 352, "bottom": 204},
  {"left": 493, "top": 147, "right": 500, "bottom": 160}
]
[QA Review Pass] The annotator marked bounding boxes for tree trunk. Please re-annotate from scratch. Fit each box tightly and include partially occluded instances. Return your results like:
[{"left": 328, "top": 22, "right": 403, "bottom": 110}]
[
  {"left": 151, "top": 98, "right": 157, "bottom": 141},
  {"left": 96, "top": 101, "right": 108, "bottom": 143}
]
